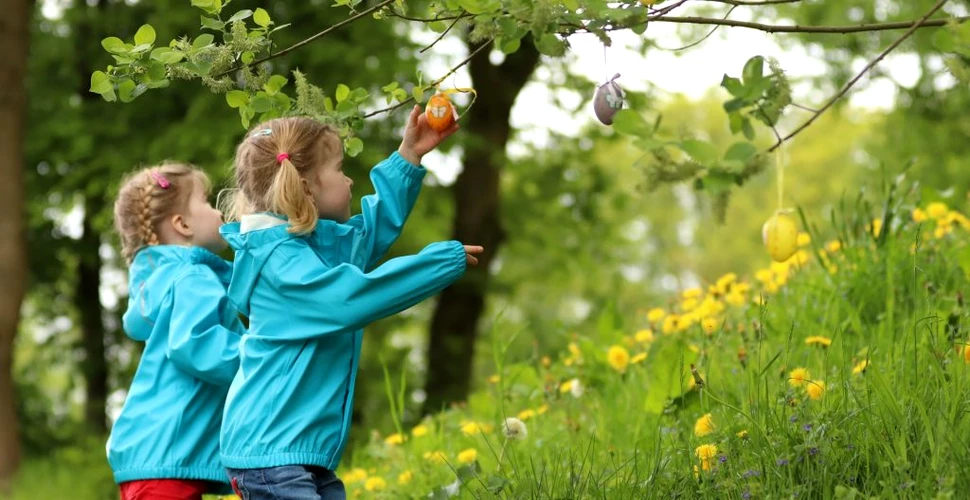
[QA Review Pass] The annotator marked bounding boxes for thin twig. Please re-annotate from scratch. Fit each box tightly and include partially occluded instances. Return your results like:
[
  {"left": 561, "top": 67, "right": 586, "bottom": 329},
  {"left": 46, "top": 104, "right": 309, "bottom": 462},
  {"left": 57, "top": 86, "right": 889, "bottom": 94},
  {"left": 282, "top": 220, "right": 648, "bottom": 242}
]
[
  {"left": 385, "top": 12, "right": 464, "bottom": 22},
  {"left": 362, "top": 39, "right": 494, "bottom": 119},
  {"left": 654, "top": 6, "right": 738, "bottom": 51},
  {"left": 625, "top": 13, "right": 964, "bottom": 34},
  {"left": 419, "top": 13, "right": 471, "bottom": 54},
  {"left": 702, "top": 0, "right": 801, "bottom": 6},
  {"left": 789, "top": 102, "right": 819, "bottom": 113},
  {"left": 215, "top": 0, "right": 396, "bottom": 78},
  {"left": 768, "top": 0, "right": 950, "bottom": 152},
  {"left": 651, "top": 0, "right": 690, "bottom": 18}
]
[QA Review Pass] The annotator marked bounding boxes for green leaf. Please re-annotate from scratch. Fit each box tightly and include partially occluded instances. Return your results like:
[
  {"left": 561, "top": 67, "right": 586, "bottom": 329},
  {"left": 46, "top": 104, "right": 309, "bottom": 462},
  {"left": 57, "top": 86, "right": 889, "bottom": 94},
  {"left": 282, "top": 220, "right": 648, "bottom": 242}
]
[
  {"left": 699, "top": 171, "right": 736, "bottom": 194},
  {"left": 227, "top": 9, "right": 253, "bottom": 23},
  {"left": 253, "top": 8, "right": 271, "bottom": 28},
  {"left": 381, "top": 81, "right": 399, "bottom": 93},
  {"left": 728, "top": 112, "right": 743, "bottom": 134},
  {"left": 335, "top": 99, "right": 357, "bottom": 115},
  {"left": 351, "top": 87, "right": 369, "bottom": 103},
  {"left": 118, "top": 79, "right": 137, "bottom": 103},
  {"left": 324, "top": 97, "right": 334, "bottom": 112},
  {"left": 193, "top": 34, "right": 215, "bottom": 49},
  {"left": 242, "top": 51, "right": 255, "bottom": 64},
  {"left": 345, "top": 137, "right": 364, "bottom": 157},
  {"left": 457, "top": 0, "right": 487, "bottom": 14},
  {"left": 392, "top": 88, "right": 408, "bottom": 103},
  {"left": 146, "top": 62, "right": 167, "bottom": 81},
  {"left": 226, "top": 90, "right": 249, "bottom": 108},
  {"left": 429, "top": 21, "right": 448, "bottom": 33},
  {"left": 263, "top": 74, "right": 288, "bottom": 95},
  {"left": 501, "top": 37, "right": 521, "bottom": 54},
  {"left": 200, "top": 16, "right": 225, "bottom": 31},
  {"left": 535, "top": 34, "right": 566, "bottom": 57},
  {"left": 643, "top": 339, "right": 697, "bottom": 413},
  {"left": 335, "top": 84, "right": 350, "bottom": 103},
  {"left": 191, "top": 0, "right": 222, "bottom": 15},
  {"left": 101, "top": 37, "right": 127, "bottom": 54},
  {"left": 742, "top": 118, "right": 755, "bottom": 140},
  {"left": 250, "top": 93, "right": 273, "bottom": 112},
  {"left": 934, "top": 29, "right": 955, "bottom": 52},
  {"left": 724, "top": 141, "right": 758, "bottom": 163},
  {"left": 611, "top": 109, "right": 649, "bottom": 136},
  {"left": 134, "top": 24, "right": 156, "bottom": 46},
  {"left": 631, "top": 21, "right": 647, "bottom": 36},
  {"left": 89, "top": 71, "right": 112, "bottom": 95},
  {"left": 678, "top": 139, "right": 719, "bottom": 165},
  {"left": 101, "top": 88, "right": 117, "bottom": 102},
  {"left": 411, "top": 86, "right": 426, "bottom": 104},
  {"left": 741, "top": 55, "right": 765, "bottom": 86},
  {"left": 723, "top": 97, "right": 745, "bottom": 113},
  {"left": 720, "top": 75, "right": 745, "bottom": 98},
  {"left": 150, "top": 48, "right": 185, "bottom": 64}
]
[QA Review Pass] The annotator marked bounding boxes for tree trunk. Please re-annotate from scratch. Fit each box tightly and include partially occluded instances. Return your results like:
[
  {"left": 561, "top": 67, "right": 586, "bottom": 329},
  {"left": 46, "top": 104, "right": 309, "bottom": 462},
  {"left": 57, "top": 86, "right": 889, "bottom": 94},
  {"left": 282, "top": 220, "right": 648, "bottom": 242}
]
[
  {"left": 77, "top": 197, "right": 107, "bottom": 434},
  {"left": 0, "top": 0, "right": 31, "bottom": 487},
  {"left": 422, "top": 38, "right": 540, "bottom": 414}
]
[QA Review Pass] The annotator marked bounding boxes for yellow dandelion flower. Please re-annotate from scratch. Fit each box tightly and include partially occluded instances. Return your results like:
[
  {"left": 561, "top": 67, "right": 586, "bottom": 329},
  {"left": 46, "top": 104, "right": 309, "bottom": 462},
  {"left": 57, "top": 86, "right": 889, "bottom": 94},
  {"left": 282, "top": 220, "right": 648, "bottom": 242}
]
[
  {"left": 694, "top": 413, "right": 716, "bottom": 437},
  {"left": 797, "top": 232, "right": 811, "bottom": 246},
  {"left": 364, "top": 477, "right": 386, "bottom": 492},
  {"left": 568, "top": 342, "right": 581, "bottom": 358},
  {"left": 737, "top": 430, "right": 749, "bottom": 439},
  {"left": 411, "top": 424, "right": 429, "bottom": 437},
  {"left": 631, "top": 352, "right": 647, "bottom": 364},
  {"left": 807, "top": 380, "right": 825, "bottom": 400},
  {"left": 755, "top": 269, "right": 774, "bottom": 283},
  {"left": 716, "top": 272, "right": 738, "bottom": 290},
  {"left": 423, "top": 450, "right": 447, "bottom": 463},
  {"left": 384, "top": 433, "right": 405, "bottom": 445},
  {"left": 343, "top": 468, "right": 368, "bottom": 483},
  {"left": 487, "top": 374, "right": 500, "bottom": 384},
  {"left": 935, "top": 225, "right": 951, "bottom": 239},
  {"left": 460, "top": 422, "right": 484, "bottom": 436},
  {"left": 635, "top": 329, "right": 655, "bottom": 343},
  {"left": 647, "top": 308, "right": 666, "bottom": 323},
  {"left": 662, "top": 315, "right": 680, "bottom": 334},
  {"left": 702, "top": 317, "right": 719, "bottom": 335},
  {"left": 682, "top": 287, "right": 703, "bottom": 300},
  {"left": 764, "top": 282, "right": 779, "bottom": 294},
  {"left": 789, "top": 367, "right": 810, "bottom": 387},
  {"left": 517, "top": 409, "right": 536, "bottom": 421},
  {"left": 681, "top": 298, "right": 699, "bottom": 312},
  {"left": 852, "top": 359, "right": 869, "bottom": 375},
  {"left": 726, "top": 291, "right": 746, "bottom": 307},
  {"left": 964, "top": 344, "right": 970, "bottom": 364},
  {"left": 927, "top": 202, "right": 948, "bottom": 219},
  {"left": 541, "top": 356, "right": 551, "bottom": 367},
  {"left": 825, "top": 240, "right": 842, "bottom": 253},
  {"left": 953, "top": 212, "right": 970, "bottom": 229},
  {"left": 457, "top": 448, "right": 478, "bottom": 464},
  {"left": 397, "top": 470, "right": 413, "bottom": 485},
  {"left": 559, "top": 379, "right": 573, "bottom": 394},
  {"left": 868, "top": 218, "right": 883, "bottom": 237},
  {"left": 537, "top": 404, "right": 549, "bottom": 414},
  {"left": 912, "top": 207, "right": 928, "bottom": 222},
  {"left": 607, "top": 345, "right": 630, "bottom": 373},
  {"left": 805, "top": 336, "right": 832, "bottom": 347},
  {"left": 695, "top": 444, "right": 718, "bottom": 470},
  {"left": 827, "top": 264, "right": 838, "bottom": 275}
]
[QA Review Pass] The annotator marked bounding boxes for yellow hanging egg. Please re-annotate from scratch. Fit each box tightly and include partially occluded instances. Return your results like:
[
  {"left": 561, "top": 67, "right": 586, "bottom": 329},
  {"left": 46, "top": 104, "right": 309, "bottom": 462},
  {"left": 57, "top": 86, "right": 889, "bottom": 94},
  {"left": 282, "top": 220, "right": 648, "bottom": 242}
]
[{"left": 762, "top": 211, "right": 799, "bottom": 262}]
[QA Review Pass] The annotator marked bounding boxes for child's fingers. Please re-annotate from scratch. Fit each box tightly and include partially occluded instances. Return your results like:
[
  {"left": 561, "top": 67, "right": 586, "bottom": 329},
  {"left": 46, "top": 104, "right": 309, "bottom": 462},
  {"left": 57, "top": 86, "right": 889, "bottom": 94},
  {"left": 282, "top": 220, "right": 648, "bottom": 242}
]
[
  {"left": 466, "top": 254, "right": 479, "bottom": 266},
  {"left": 409, "top": 105, "right": 421, "bottom": 127},
  {"left": 463, "top": 245, "right": 484, "bottom": 255}
]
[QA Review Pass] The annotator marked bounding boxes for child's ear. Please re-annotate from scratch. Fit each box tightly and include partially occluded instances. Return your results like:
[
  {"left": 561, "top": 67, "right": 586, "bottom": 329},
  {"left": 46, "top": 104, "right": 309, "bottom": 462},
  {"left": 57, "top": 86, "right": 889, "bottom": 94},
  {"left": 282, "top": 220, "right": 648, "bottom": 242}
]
[
  {"left": 170, "top": 214, "right": 193, "bottom": 239},
  {"left": 301, "top": 178, "right": 313, "bottom": 198}
]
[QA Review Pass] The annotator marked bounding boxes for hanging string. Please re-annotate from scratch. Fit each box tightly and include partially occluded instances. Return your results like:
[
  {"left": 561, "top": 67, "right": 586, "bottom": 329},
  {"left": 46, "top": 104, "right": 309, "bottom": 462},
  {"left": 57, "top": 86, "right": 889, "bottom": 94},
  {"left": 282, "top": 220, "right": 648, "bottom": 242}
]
[{"left": 776, "top": 143, "right": 786, "bottom": 210}]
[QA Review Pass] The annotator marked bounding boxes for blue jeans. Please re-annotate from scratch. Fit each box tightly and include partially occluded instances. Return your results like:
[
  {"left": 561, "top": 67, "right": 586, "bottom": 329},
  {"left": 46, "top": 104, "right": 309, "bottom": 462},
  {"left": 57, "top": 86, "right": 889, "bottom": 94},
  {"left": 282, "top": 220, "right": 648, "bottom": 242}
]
[{"left": 226, "top": 465, "right": 346, "bottom": 500}]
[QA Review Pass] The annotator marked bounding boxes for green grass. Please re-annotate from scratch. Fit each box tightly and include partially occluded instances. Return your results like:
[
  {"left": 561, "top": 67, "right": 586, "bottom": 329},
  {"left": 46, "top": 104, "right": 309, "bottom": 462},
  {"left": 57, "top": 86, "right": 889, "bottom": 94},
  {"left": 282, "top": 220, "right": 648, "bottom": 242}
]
[{"left": 335, "top": 199, "right": 970, "bottom": 499}]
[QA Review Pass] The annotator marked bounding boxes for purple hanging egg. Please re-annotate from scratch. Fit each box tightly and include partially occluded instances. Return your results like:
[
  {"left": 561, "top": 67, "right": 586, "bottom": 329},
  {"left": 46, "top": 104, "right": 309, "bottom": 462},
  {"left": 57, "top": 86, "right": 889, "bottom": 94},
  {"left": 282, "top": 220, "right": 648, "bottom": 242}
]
[{"left": 593, "top": 73, "right": 624, "bottom": 125}]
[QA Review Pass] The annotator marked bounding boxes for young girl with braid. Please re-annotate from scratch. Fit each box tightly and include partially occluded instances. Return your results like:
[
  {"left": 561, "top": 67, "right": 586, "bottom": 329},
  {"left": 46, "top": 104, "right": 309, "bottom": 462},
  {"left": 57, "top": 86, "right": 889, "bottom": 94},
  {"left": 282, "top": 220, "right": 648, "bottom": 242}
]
[
  {"left": 107, "top": 163, "right": 245, "bottom": 500},
  {"left": 219, "top": 106, "right": 482, "bottom": 499}
]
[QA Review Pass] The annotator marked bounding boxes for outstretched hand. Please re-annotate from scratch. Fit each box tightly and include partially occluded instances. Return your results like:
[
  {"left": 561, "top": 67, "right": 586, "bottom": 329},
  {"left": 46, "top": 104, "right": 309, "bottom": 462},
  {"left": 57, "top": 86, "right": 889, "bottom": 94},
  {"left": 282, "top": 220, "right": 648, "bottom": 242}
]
[
  {"left": 398, "top": 105, "right": 460, "bottom": 166},
  {"left": 463, "top": 245, "right": 484, "bottom": 266}
]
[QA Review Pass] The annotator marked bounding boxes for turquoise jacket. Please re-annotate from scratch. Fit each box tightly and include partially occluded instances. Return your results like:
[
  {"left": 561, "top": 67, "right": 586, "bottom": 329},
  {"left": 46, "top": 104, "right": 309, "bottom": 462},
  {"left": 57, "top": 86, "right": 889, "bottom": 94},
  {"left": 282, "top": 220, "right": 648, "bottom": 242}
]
[
  {"left": 219, "top": 152, "right": 467, "bottom": 470},
  {"left": 107, "top": 246, "right": 244, "bottom": 487}
]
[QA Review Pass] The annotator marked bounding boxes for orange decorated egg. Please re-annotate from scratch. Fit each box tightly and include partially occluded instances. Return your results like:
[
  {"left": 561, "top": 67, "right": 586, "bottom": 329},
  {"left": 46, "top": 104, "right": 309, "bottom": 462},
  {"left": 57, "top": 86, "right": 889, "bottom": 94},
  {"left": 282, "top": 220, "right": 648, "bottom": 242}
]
[{"left": 425, "top": 93, "right": 458, "bottom": 132}]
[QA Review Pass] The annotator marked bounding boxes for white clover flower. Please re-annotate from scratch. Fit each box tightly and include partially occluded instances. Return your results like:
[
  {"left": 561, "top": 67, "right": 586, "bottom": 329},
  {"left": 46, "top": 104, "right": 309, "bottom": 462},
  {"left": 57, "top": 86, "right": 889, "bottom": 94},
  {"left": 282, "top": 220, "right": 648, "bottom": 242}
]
[
  {"left": 503, "top": 417, "right": 528, "bottom": 440},
  {"left": 570, "top": 378, "right": 584, "bottom": 398}
]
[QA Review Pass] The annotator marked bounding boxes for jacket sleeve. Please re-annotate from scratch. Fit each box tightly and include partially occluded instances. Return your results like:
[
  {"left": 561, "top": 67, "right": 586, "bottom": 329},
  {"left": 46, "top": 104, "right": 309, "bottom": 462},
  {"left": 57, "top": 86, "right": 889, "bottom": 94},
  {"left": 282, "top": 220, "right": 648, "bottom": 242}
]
[
  {"left": 346, "top": 152, "right": 427, "bottom": 270},
  {"left": 166, "top": 267, "right": 242, "bottom": 385},
  {"left": 258, "top": 240, "right": 467, "bottom": 342}
]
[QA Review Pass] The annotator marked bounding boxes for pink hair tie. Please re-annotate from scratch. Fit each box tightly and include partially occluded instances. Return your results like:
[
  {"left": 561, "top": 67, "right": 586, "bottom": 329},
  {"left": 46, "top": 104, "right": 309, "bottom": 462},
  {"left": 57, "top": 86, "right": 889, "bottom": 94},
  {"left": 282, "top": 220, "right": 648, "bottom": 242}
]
[
  {"left": 276, "top": 153, "right": 290, "bottom": 164},
  {"left": 149, "top": 171, "right": 171, "bottom": 189}
]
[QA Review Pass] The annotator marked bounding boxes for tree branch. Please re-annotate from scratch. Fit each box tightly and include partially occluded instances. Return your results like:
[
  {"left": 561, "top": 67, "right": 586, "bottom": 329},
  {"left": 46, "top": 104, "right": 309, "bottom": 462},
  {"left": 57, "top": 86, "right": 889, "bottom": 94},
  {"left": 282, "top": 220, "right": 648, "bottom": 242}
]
[
  {"left": 420, "top": 13, "right": 472, "bottom": 54},
  {"left": 701, "top": 0, "right": 802, "bottom": 5},
  {"left": 768, "top": 0, "right": 950, "bottom": 152},
  {"left": 215, "top": 0, "right": 396, "bottom": 78},
  {"left": 362, "top": 39, "right": 495, "bottom": 119},
  {"left": 637, "top": 13, "right": 964, "bottom": 34},
  {"left": 654, "top": 5, "right": 738, "bottom": 51}
]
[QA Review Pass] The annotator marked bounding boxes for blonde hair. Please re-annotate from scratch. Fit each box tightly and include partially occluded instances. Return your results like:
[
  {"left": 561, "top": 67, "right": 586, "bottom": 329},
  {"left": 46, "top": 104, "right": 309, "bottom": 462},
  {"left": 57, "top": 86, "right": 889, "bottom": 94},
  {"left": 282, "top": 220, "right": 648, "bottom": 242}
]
[
  {"left": 224, "top": 117, "right": 342, "bottom": 234},
  {"left": 113, "top": 163, "right": 210, "bottom": 263}
]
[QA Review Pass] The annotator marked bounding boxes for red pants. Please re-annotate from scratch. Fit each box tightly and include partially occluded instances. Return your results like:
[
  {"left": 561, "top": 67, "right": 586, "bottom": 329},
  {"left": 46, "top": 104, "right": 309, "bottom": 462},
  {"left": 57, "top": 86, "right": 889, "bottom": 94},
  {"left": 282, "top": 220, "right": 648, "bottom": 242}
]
[{"left": 119, "top": 479, "right": 209, "bottom": 500}]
